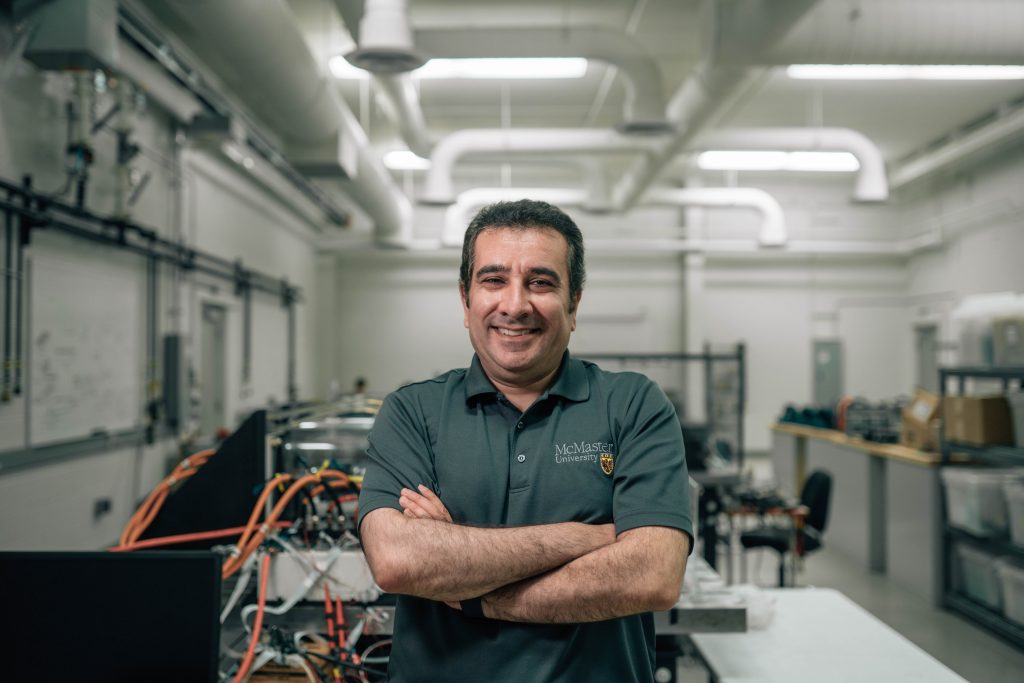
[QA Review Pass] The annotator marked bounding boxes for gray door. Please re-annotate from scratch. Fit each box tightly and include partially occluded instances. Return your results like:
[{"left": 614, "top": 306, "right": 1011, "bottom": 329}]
[
  {"left": 915, "top": 324, "right": 939, "bottom": 393},
  {"left": 813, "top": 340, "right": 843, "bottom": 406},
  {"left": 200, "top": 303, "right": 227, "bottom": 435}
]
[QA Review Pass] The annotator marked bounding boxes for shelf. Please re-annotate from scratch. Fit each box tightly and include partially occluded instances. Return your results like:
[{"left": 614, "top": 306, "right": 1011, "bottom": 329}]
[
  {"left": 946, "top": 527, "right": 1024, "bottom": 561},
  {"left": 942, "top": 442, "right": 1024, "bottom": 467},
  {"left": 944, "top": 592, "right": 1024, "bottom": 650},
  {"left": 940, "top": 366, "right": 1024, "bottom": 380}
]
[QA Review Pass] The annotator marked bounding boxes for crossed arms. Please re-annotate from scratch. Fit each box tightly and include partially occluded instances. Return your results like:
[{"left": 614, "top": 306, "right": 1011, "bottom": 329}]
[{"left": 359, "top": 486, "right": 689, "bottom": 623}]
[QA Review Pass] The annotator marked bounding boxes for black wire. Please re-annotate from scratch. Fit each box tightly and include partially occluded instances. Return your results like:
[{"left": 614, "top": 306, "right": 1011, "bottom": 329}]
[{"left": 304, "top": 650, "right": 387, "bottom": 678}]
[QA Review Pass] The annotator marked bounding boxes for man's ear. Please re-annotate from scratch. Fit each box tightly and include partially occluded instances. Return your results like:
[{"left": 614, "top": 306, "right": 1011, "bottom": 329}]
[
  {"left": 459, "top": 282, "right": 470, "bottom": 329},
  {"left": 570, "top": 290, "right": 582, "bottom": 330}
]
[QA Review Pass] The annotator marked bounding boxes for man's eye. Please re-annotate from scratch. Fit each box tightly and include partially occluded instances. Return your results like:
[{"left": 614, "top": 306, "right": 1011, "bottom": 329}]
[
  {"left": 531, "top": 280, "right": 553, "bottom": 288},
  {"left": 481, "top": 277, "right": 504, "bottom": 285}
]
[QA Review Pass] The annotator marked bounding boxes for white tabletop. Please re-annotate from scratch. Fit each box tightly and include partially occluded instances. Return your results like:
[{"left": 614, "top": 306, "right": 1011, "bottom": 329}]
[{"left": 691, "top": 587, "right": 967, "bottom": 683}]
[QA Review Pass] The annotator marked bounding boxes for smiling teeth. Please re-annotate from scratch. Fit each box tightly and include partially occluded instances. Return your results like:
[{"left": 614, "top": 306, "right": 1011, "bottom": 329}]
[{"left": 498, "top": 328, "right": 532, "bottom": 337}]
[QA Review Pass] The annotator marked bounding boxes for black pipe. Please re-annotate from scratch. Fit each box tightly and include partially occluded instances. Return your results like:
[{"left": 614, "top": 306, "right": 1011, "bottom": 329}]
[
  {"left": 2, "top": 192, "right": 12, "bottom": 401},
  {"left": 0, "top": 196, "right": 301, "bottom": 302},
  {"left": 13, "top": 178, "right": 30, "bottom": 396},
  {"left": 242, "top": 285, "right": 252, "bottom": 386},
  {"left": 286, "top": 289, "right": 296, "bottom": 404}
]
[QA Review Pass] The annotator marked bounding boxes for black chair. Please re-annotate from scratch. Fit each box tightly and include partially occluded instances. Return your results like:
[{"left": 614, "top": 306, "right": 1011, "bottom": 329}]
[{"left": 739, "top": 470, "right": 832, "bottom": 587}]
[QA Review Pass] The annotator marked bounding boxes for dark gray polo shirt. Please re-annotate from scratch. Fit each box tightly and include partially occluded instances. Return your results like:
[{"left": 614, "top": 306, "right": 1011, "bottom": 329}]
[{"left": 358, "top": 351, "right": 692, "bottom": 683}]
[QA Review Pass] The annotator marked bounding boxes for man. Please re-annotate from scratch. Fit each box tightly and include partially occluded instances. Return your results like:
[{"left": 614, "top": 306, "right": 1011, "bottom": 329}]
[{"left": 358, "top": 199, "right": 692, "bottom": 682}]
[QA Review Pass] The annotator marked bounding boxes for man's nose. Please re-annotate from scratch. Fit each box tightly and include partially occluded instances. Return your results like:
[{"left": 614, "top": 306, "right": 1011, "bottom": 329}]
[{"left": 500, "top": 284, "right": 531, "bottom": 318}]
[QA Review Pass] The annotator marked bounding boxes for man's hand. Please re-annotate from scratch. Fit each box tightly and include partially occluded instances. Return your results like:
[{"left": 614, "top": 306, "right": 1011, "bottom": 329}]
[{"left": 399, "top": 485, "right": 452, "bottom": 523}]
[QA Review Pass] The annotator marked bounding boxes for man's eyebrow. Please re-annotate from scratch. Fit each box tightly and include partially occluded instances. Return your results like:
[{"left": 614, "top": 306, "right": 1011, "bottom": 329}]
[
  {"left": 475, "top": 264, "right": 509, "bottom": 278},
  {"left": 527, "top": 267, "right": 561, "bottom": 283}
]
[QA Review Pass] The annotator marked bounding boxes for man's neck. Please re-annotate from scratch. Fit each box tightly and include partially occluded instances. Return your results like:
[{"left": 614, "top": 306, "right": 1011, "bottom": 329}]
[{"left": 490, "top": 366, "right": 560, "bottom": 412}]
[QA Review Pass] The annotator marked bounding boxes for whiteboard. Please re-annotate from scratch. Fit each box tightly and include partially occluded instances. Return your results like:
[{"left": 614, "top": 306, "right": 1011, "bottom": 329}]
[{"left": 28, "top": 253, "right": 143, "bottom": 445}]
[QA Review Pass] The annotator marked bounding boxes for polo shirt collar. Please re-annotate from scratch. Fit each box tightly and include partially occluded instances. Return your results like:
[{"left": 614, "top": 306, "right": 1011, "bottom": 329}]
[{"left": 464, "top": 351, "right": 590, "bottom": 404}]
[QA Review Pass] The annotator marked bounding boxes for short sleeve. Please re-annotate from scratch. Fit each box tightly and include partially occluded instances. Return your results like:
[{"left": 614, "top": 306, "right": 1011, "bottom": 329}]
[
  {"left": 611, "top": 378, "right": 694, "bottom": 552},
  {"left": 357, "top": 392, "right": 437, "bottom": 530}
]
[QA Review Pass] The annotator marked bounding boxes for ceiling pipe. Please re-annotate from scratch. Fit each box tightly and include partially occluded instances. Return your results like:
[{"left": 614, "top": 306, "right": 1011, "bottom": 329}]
[
  {"left": 696, "top": 127, "right": 888, "bottom": 202},
  {"left": 414, "top": 26, "right": 673, "bottom": 134},
  {"left": 373, "top": 73, "right": 435, "bottom": 158},
  {"left": 423, "top": 128, "right": 665, "bottom": 205},
  {"left": 611, "top": 0, "right": 821, "bottom": 211},
  {"left": 344, "top": 0, "right": 427, "bottom": 73},
  {"left": 145, "top": 0, "right": 413, "bottom": 246},
  {"left": 643, "top": 187, "right": 787, "bottom": 246},
  {"left": 115, "top": 38, "right": 203, "bottom": 123},
  {"left": 891, "top": 101, "right": 1024, "bottom": 190},
  {"left": 442, "top": 186, "right": 786, "bottom": 248},
  {"left": 443, "top": 188, "right": 589, "bottom": 246}
]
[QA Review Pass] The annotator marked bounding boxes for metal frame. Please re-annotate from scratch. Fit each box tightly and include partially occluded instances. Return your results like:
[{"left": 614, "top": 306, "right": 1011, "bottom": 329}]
[
  {"left": 580, "top": 344, "right": 747, "bottom": 468},
  {"left": 938, "top": 365, "right": 1024, "bottom": 650}
]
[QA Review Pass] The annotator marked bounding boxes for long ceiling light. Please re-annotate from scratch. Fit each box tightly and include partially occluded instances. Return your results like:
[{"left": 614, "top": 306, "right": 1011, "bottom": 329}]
[
  {"left": 697, "top": 150, "right": 860, "bottom": 172},
  {"left": 330, "top": 56, "right": 588, "bottom": 80},
  {"left": 787, "top": 64, "right": 1024, "bottom": 80}
]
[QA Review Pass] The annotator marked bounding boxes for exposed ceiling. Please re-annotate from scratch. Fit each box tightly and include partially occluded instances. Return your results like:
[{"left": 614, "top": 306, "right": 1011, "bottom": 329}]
[
  {"left": 295, "top": 0, "right": 1024, "bottom": 190},
  {"left": 129, "top": 0, "right": 1024, "bottom": 243}
]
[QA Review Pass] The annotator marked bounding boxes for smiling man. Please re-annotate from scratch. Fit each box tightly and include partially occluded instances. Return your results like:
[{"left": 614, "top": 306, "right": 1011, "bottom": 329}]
[{"left": 358, "top": 199, "right": 693, "bottom": 683}]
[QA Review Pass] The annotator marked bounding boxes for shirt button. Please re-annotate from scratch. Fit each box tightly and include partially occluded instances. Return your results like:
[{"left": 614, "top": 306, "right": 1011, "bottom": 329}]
[
  {"left": 516, "top": 421, "right": 524, "bottom": 430},
  {"left": 517, "top": 454, "right": 526, "bottom": 463}
]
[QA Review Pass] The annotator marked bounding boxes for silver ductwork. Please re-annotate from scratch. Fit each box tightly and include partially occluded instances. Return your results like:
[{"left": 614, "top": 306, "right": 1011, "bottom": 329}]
[
  {"left": 143, "top": 0, "right": 413, "bottom": 245},
  {"left": 422, "top": 128, "right": 666, "bottom": 205},
  {"left": 414, "top": 25, "right": 673, "bottom": 134},
  {"left": 696, "top": 127, "right": 888, "bottom": 202}
]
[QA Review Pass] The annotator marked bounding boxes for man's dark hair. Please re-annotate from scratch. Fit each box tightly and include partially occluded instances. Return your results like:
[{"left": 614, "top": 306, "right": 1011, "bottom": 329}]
[{"left": 459, "top": 199, "right": 586, "bottom": 310}]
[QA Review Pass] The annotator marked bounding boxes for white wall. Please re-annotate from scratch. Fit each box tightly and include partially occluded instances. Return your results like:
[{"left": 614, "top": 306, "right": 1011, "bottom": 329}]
[{"left": 0, "top": 43, "right": 324, "bottom": 549}]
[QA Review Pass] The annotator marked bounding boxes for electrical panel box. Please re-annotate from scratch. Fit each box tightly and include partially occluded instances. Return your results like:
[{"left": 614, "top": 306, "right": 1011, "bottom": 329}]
[
  {"left": 163, "top": 334, "right": 186, "bottom": 430},
  {"left": 267, "top": 549, "right": 381, "bottom": 603},
  {"left": 17, "top": 0, "right": 119, "bottom": 72}
]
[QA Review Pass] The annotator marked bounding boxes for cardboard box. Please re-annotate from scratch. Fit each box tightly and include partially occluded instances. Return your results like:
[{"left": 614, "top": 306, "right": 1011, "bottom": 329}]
[
  {"left": 900, "top": 389, "right": 941, "bottom": 451},
  {"left": 943, "top": 395, "right": 1015, "bottom": 446}
]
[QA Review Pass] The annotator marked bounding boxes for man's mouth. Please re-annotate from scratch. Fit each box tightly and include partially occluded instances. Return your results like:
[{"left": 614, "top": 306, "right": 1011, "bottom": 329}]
[{"left": 494, "top": 326, "right": 538, "bottom": 338}]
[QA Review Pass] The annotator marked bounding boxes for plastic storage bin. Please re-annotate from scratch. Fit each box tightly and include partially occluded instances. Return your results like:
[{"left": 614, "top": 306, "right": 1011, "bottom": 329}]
[
  {"left": 1006, "top": 392, "right": 1024, "bottom": 448},
  {"left": 1005, "top": 481, "right": 1024, "bottom": 548},
  {"left": 995, "top": 559, "right": 1024, "bottom": 626},
  {"left": 954, "top": 543, "right": 1003, "bottom": 610},
  {"left": 940, "top": 468, "right": 1024, "bottom": 537}
]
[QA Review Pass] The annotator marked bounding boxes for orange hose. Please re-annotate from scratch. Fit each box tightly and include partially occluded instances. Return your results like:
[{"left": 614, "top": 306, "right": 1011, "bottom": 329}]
[
  {"left": 110, "top": 522, "right": 292, "bottom": 552},
  {"left": 119, "top": 449, "right": 215, "bottom": 546},
  {"left": 223, "top": 471, "right": 352, "bottom": 578},
  {"left": 233, "top": 552, "right": 271, "bottom": 682}
]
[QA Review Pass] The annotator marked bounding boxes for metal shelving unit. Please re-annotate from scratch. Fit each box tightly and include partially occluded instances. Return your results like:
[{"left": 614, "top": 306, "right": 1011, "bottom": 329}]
[{"left": 939, "top": 366, "right": 1024, "bottom": 650}]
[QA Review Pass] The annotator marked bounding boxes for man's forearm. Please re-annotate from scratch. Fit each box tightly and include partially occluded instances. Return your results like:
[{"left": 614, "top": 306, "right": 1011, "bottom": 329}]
[
  {"left": 480, "top": 526, "right": 689, "bottom": 623},
  {"left": 360, "top": 508, "right": 615, "bottom": 602}
]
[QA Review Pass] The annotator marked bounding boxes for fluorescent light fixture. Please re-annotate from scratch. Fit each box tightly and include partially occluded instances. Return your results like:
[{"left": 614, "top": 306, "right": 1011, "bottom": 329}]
[
  {"left": 298, "top": 421, "right": 318, "bottom": 429},
  {"left": 295, "top": 442, "right": 336, "bottom": 451},
  {"left": 787, "top": 64, "right": 1024, "bottom": 80},
  {"left": 330, "top": 56, "right": 588, "bottom": 80},
  {"left": 697, "top": 150, "right": 860, "bottom": 172},
  {"left": 384, "top": 149, "right": 431, "bottom": 170}
]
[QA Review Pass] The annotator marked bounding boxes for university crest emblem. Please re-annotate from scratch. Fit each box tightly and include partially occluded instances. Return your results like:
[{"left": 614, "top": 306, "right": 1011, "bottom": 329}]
[{"left": 600, "top": 453, "right": 614, "bottom": 476}]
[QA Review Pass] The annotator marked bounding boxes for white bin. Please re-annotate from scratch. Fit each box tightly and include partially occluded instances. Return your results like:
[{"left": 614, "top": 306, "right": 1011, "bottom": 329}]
[
  {"left": 995, "top": 559, "right": 1024, "bottom": 626},
  {"left": 954, "top": 543, "right": 1003, "bottom": 610},
  {"left": 1005, "top": 481, "right": 1024, "bottom": 548},
  {"left": 940, "top": 468, "right": 1024, "bottom": 537},
  {"left": 1006, "top": 392, "right": 1024, "bottom": 448}
]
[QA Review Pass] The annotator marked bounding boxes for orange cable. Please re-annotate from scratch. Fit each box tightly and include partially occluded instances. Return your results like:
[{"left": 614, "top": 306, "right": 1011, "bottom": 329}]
[{"left": 233, "top": 552, "right": 271, "bottom": 683}]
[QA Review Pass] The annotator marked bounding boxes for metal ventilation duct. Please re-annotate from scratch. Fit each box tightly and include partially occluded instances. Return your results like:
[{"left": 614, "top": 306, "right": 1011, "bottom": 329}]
[{"left": 345, "top": 0, "right": 428, "bottom": 73}]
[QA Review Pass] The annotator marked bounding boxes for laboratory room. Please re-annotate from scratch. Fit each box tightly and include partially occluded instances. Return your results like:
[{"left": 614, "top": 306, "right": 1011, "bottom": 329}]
[{"left": 3, "top": 0, "right": 1024, "bottom": 681}]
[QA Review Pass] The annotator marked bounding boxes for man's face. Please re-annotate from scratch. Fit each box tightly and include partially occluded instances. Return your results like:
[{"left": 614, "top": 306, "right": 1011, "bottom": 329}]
[{"left": 460, "top": 227, "right": 581, "bottom": 389}]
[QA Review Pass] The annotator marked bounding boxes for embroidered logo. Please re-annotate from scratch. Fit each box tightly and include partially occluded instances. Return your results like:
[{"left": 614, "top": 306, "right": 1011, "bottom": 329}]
[
  {"left": 553, "top": 440, "right": 615, "bottom": 466},
  {"left": 600, "top": 453, "right": 614, "bottom": 476}
]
